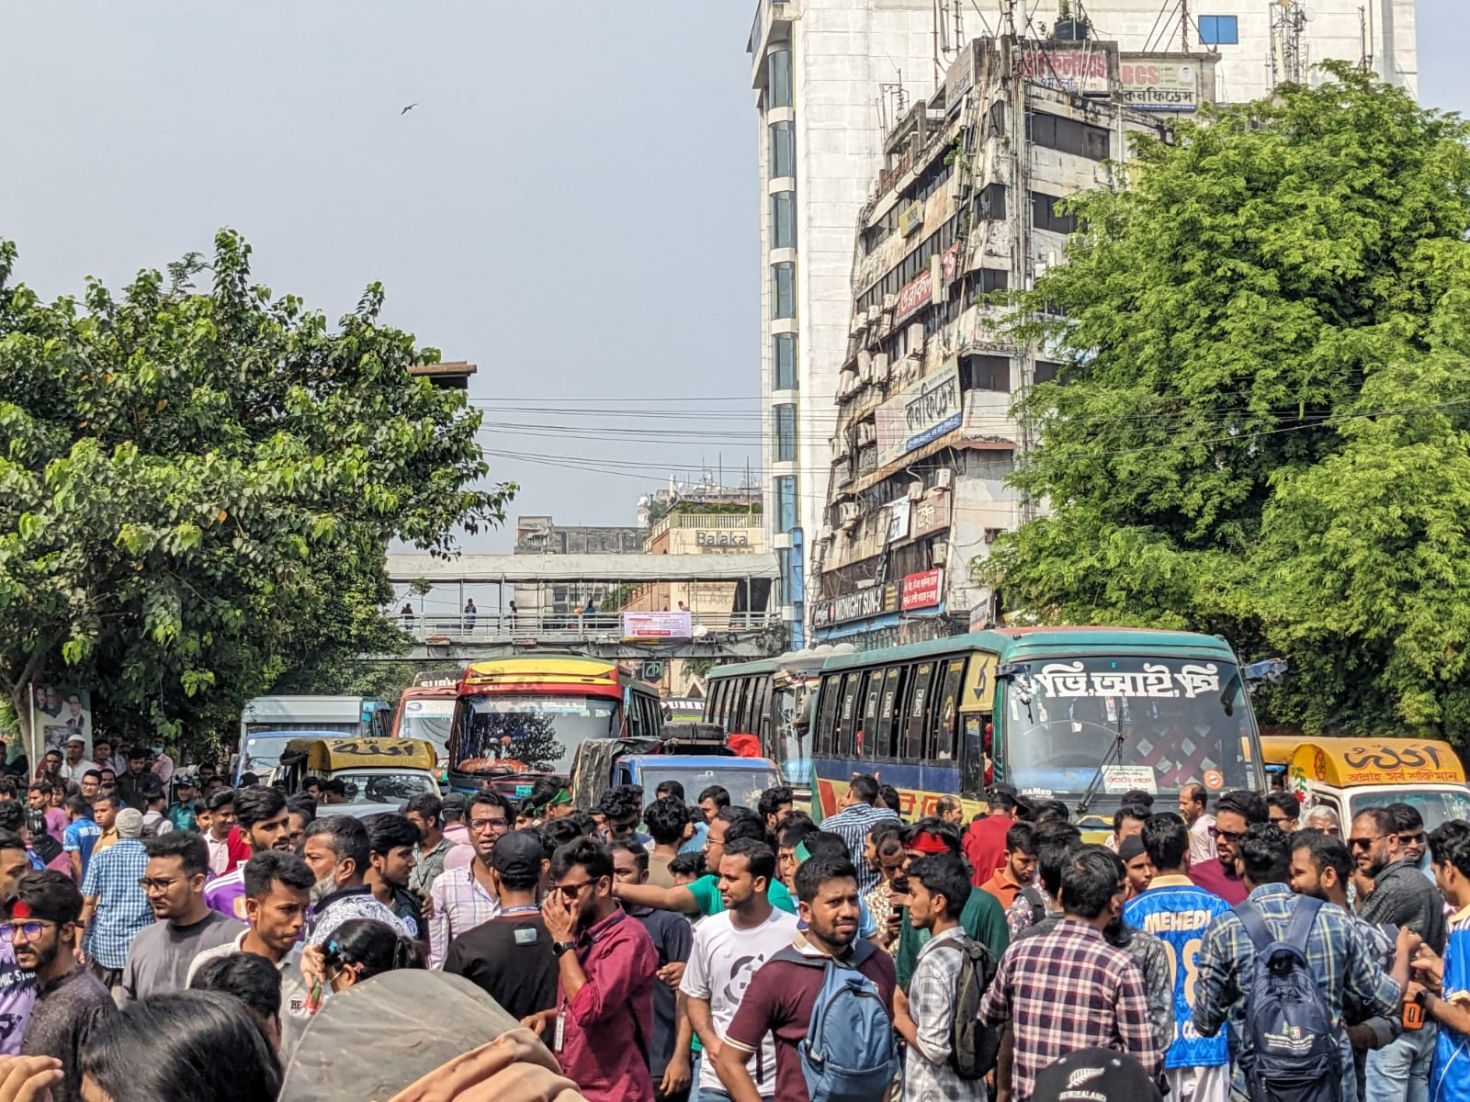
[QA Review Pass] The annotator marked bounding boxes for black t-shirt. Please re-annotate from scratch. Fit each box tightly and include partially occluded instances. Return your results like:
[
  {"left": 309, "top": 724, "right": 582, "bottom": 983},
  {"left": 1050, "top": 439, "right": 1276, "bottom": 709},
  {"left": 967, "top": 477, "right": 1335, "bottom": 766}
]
[
  {"left": 632, "top": 906, "right": 693, "bottom": 1079},
  {"left": 442, "top": 911, "right": 558, "bottom": 1037}
]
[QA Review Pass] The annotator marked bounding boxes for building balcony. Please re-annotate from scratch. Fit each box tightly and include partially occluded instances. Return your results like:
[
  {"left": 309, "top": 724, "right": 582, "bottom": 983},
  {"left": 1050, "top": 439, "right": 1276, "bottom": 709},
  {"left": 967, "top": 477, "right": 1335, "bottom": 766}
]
[{"left": 749, "top": 0, "right": 794, "bottom": 87}]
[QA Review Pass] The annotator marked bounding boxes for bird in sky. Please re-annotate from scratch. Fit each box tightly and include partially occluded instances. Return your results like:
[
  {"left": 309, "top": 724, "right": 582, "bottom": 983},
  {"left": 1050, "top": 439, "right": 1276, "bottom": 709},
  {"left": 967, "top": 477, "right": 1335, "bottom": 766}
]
[{"left": 401, "top": 103, "right": 418, "bottom": 115}]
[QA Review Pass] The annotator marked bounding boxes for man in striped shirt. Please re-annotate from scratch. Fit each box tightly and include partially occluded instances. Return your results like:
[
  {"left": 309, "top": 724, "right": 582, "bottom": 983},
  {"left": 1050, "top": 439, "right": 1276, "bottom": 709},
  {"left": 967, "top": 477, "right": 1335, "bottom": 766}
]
[
  {"left": 817, "top": 774, "right": 897, "bottom": 895},
  {"left": 980, "top": 845, "right": 1162, "bottom": 1102}
]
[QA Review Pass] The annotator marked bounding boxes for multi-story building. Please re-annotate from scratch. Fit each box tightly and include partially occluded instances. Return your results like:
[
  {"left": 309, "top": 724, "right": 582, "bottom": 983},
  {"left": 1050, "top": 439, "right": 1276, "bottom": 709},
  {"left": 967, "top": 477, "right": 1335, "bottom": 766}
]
[
  {"left": 511, "top": 515, "right": 644, "bottom": 622},
  {"left": 748, "top": 0, "right": 1417, "bottom": 647}
]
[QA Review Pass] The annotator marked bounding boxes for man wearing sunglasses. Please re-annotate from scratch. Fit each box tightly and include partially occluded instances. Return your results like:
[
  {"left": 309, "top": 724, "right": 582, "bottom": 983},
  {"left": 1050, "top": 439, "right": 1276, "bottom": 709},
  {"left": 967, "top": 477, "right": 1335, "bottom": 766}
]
[
  {"left": 8, "top": 870, "right": 117, "bottom": 1102},
  {"left": 1352, "top": 806, "right": 1447, "bottom": 1102},
  {"left": 1189, "top": 790, "right": 1267, "bottom": 906}
]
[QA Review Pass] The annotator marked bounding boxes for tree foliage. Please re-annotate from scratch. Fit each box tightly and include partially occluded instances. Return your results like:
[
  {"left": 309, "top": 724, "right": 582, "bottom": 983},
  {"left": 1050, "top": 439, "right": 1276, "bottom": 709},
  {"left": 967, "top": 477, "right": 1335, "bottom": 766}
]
[
  {"left": 980, "top": 68, "right": 1470, "bottom": 740},
  {"left": 0, "top": 230, "right": 512, "bottom": 752}
]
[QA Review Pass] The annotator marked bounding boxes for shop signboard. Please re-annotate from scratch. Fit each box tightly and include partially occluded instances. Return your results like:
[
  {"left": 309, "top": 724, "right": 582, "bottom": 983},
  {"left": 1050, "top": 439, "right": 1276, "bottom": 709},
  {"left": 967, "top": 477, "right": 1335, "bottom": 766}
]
[
  {"left": 901, "top": 568, "right": 944, "bottom": 611},
  {"left": 875, "top": 362, "right": 964, "bottom": 467},
  {"left": 811, "top": 583, "right": 897, "bottom": 629},
  {"left": 621, "top": 611, "right": 692, "bottom": 640},
  {"left": 1020, "top": 45, "right": 1111, "bottom": 96},
  {"left": 1119, "top": 57, "right": 1201, "bottom": 111}
]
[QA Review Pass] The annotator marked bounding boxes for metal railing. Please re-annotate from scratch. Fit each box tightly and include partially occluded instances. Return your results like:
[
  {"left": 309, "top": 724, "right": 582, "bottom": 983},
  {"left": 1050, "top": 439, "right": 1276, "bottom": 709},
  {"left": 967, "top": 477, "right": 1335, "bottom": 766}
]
[{"left": 395, "top": 610, "right": 778, "bottom": 643}]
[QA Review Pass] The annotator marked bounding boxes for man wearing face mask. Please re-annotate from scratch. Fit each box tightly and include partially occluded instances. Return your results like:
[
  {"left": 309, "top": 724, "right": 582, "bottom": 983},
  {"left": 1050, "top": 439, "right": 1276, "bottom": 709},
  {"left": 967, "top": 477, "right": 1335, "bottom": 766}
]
[
  {"left": 300, "top": 814, "right": 412, "bottom": 947},
  {"left": 203, "top": 786, "right": 294, "bottom": 923}
]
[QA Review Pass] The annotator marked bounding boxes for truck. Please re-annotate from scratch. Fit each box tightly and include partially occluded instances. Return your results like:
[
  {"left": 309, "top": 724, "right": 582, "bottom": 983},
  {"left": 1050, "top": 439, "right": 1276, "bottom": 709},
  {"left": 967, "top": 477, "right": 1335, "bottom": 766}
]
[{"left": 568, "top": 724, "right": 783, "bottom": 813}]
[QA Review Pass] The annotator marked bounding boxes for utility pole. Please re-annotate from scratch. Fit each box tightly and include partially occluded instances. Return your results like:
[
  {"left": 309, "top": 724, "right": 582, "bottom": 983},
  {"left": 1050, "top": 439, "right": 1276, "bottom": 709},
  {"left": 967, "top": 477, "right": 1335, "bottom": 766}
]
[{"left": 1180, "top": 0, "right": 1190, "bottom": 51}]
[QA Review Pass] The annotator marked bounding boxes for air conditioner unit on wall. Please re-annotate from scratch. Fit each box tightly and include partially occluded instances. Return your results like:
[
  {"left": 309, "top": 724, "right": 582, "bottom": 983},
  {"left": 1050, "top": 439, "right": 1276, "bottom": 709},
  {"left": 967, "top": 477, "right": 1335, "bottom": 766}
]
[
  {"left": 907, "top": 481, "right": 924, "bottom": 501},
  {"left": 935, "top": 469, "right": 954, "bottom": 489},
  {"left": 932, "top": 544, "right": 949, "bottom": 565}
]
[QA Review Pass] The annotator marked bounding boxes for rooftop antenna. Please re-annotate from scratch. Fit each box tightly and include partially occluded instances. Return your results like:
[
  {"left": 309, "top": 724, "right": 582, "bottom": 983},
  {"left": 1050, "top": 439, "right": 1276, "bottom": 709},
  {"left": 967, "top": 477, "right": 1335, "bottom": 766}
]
[{"left": 1271, "top": 0, "right": 1308, "bottom": 87}]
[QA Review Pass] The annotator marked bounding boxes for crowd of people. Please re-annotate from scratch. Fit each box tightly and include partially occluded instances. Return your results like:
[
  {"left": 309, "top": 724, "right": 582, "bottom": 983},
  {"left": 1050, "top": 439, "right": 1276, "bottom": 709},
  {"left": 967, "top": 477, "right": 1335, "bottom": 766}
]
[{"left": 0, "top": 740, "right": 1463, "bottom": 1102}]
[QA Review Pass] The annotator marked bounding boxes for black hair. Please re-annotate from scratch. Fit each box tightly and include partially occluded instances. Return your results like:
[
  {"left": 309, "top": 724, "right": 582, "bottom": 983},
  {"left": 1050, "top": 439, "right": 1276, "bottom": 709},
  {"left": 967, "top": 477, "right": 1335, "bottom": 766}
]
[
  {"left": 910, "top": 852, "right": 972, "bottom": 917},
  {"left": 716, "top": 805, "right": 767, "bottom": 845},
  {"left": 1005, "top": 821, "right": 1038, "bottom": 856},
  {"left": 238, "top": 773, "right": 260, "bottom": 788},
  {"left": 1266, "top": 791, "right": 1301, "bottom": 822},
  {"left": 1428, "top": 820, "right": 1470, "bottom": 878},
  {"left": 1037, "top": 826, "right": 1084, "bottom": 897},
  {"left": 848, "top": 775, "right": 879, "bottom": 804},
  {"left": 190, "top": 951, "right": 283, "bottom": 1020},
  {"left": 608, "top": 839, "right": 650, "bottom": 873},
  {"left": 0, "top": 804, "right": 22, "bottom": 834},
  {"left": 92, "top": 792, "right": 121, "bottom": 811},
  {"left": 1140, "top": 813, "right": 1189, "bottom": 871},
  {"left": 1385, "top": 802, "right": 1424, "bottom": 834},
  {"left": 303, "top": 814, "right": 371, "bottom": 873},
  {"left": 877, "top": 784, "right": 902, "bottom": 815},
  {"left": 1121, "top": 789, "right": 1155, "bottom": 810},
  {"left": 205, "top": 787, "right": 238, "bottom": 813},
  {"left": 81, "top": 769, "right": 102, "bottom": 784},
  {"left": 65, "top": 795, "right": 91, "bottom": 818},
  {"left": 1352, "top": 806, "right": 1396, "bottom": 836},
  {"left": 1031, "top": 799, "right": 1071, "bottom": 824},
  {"left": 597, "top": 785, "right": 643, "bottom": 825},
  {"left": 903, "top": 817, "right": 962, "bottom": 855},
  {"left": 644, "top": 796, "right": 691, "bottom": 846},
  {"left": 1060, "top": 845, "right": 1125, "bottom": 920},
  {"left": 697, "top": 785, "right": 731, "bottom": 810},
  {"left": 302, "top": 775, "right": 324, "bottom": 791},
  {"left": 550, "top": 837, "right": 614, "bottom": 883},
  {"left": 14, "top": 870, "right": 83, "bottom": 926},
  {"left": 28, "top": 782, "right": 51, "bottom": 796},
  {"left": 286, "top": 797, "right": 317, "bottom": 824},
  {"left": 234, "top": 786, "right": 287, "bottom": 830},
  {"left": 80, "top": 990, "right": 282, "bottom": 1102},
  {"left": 757, "top": 786, "right": 795, "bottom": 820},
  {"left": 721, "top": 838, "right": 777, "bottom": 884},
  {"left": 655, "top": 779, "right": 686, "bottom": 802},
  {"left": 1238, "top": 822, "right": 1291, "bottom": 886},
  {"left": 403, "top": 793, "right": 443, "bottom": 824},
  {"left": 794, "top": 853, "right": 858, "bottom": 903},
  {"left": 322, "top": 778, "right": 347, "bottom": 797},
  {"left": 869, "top": 820, "right": 904, "bottom": 847},
  {"left": 362, "top": 812, "right": 419, "bottom": 857},
  {"left": 668, "top": 852, "right": 706, "bottom": 879},
  {"left": 242, "top": 851, "right": 314, "bottom": 899},
  {"left": 1290, "top": 828, "right": 1353, "bottom": 885},
  {"left": 540, "top": 817, "right": 587, "bottom": 855},
  {"left": 1216, "top": 789, "right": 1269, "bottom": 825},
  {"left": 987, "top": 789, "right": 1018, "bottom": 814},
  {"left": 467, "top": 790, "right": 515, "bottom": 821},
  {"left": 321, "top": 917, "right": 425, "bottom": 980},
  {"left": 800, "top": 832, "right": 849, "bottom": 861},
  {"left": 1112, "top": 804, "right": 1149, "bottom": 833},
  {"left": 779, "top": 817, "right": 821, "bottom": 850},
  {"left": 143, "top": 830, "right": 210, "bottom": 878},
  {"left": 0, "top": 829, "right": 25, "bottom": 855},
  {"left": 564, "top": 810, "right": 597, "bottom": 837}
]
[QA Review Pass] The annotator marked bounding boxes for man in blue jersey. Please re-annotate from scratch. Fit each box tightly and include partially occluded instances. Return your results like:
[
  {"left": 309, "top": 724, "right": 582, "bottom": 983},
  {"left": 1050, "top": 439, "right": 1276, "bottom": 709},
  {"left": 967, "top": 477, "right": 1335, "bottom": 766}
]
[
  {"left": 1123, "top": 813, "right": 1230, "bottom": 1102},
  {"left": 1417, "top": 821, "right": 1470, "bottom": 1102}
]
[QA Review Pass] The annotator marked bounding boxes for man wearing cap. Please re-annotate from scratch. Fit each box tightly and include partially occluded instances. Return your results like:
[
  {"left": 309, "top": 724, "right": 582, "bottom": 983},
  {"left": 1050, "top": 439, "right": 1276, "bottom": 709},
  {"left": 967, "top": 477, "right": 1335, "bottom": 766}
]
[
  {"left": 166, "top": 774, "right": 198, "bottom": 832},
  {"left": 12, "top": 870, "right": 117, "bottom": 1101},
  {"left": 443, "top": 830, "right": 559, "bottom": 1039},
  {"left": 58, "top": 736, "right": 97, "bottom": 785},
  {"left": 1031, "top": 1049, "right": 1164, "bottom": 1102},
  {"left": 79, "top": 808, "right": 152, "bottom": 993}
]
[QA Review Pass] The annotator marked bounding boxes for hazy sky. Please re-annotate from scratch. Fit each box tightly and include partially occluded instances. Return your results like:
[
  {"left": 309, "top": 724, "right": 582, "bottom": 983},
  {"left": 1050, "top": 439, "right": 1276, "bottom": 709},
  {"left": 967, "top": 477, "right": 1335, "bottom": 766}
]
[{"left": 3, "top": 2, "right": 1464, "bottom": 565}]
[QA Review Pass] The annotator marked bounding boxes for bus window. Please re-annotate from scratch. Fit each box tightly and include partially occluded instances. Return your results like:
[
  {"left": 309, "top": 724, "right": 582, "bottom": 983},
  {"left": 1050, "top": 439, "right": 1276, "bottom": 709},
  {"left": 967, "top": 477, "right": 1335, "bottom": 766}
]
[
  {"left": 836, "top": 674, "right": 863, "bottom": 758},
  {"left": 816, "top": 675, "right": 842, "bottom": 756},
  {"left": 932, "top": 658, "right": 965, "bottom": 761},
  {"left": 753, "top": 677, "right": 772, "bottom": 742},
  {"left": 905, "top": 663, "right": 934, "bottom": 759},
  {"left": 876, "top": 667, "right": 901, "bottom": 759},
  {"left": 707, "top": 681, "right": 723, "bottom": 728},
  {"left": 861, "top": 675, "right": 882, "bottom": 759}
]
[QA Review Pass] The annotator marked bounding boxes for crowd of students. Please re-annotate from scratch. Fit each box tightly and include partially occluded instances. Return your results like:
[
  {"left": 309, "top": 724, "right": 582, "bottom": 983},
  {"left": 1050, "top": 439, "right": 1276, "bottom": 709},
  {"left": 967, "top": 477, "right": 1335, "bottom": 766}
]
[{"left": 0, "top": 749, "right": 1464, "bottom": 1102}]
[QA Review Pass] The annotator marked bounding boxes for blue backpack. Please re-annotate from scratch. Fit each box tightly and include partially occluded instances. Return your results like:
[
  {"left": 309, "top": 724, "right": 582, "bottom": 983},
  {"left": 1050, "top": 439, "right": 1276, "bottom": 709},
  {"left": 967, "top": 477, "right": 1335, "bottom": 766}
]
[
  {"left": 1233, "top": 896, "right": 1342, "bottom": 1102},
  {"left": 772, "top": 940, "right": 899, "bottom": 1102}
]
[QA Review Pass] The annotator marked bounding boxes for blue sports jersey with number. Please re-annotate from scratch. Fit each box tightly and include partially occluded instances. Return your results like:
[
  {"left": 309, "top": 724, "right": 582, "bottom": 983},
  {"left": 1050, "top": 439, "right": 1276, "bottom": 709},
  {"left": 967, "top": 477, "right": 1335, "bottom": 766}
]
[
  {"left": 1431, "top": 905, "right": 1470, "bottom": 1102},
  {"left": 1123, "top": 874, "right": 1231, "bottom": 1069}
]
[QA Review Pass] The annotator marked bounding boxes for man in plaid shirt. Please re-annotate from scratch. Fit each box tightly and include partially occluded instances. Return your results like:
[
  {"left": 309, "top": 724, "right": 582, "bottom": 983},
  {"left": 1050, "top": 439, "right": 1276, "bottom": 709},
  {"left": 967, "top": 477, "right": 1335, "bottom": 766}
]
[
  {"left": 79, "top": 808, "right": 152, "bottom": 992},
  {"left": 1193, "top": 823, "right": 1408, "bottom": 1098},
  {"left": 980, "top": 845, "right": 1162, "bottom": 1102},
  {"left": 817, "top": 775, "right": 899, "bottom": 895}
]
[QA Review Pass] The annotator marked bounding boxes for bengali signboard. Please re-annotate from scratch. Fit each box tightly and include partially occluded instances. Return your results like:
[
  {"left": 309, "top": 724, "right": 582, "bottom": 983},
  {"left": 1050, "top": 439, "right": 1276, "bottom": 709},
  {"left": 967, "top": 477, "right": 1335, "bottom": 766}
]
[
  {"left": 944, "top": 41, "right": 976, "bottom": 114},
  {"left": 811, "top": 583, "right": 897, "bottom": 629},
  {"left": 621, "top": 611, "right": 692, "bottom": 640},
  {"left": 894, "top": 269, "right": 933, "bottom": 324},
  {"left": 899, "top": 201, "right": 924, "bottom": 237},
  {"left": 876, "top": 363, "right": 964, "bottom": 467},
  {"left": 1119, "top": 57, "right": 1201, "bottom": 112},
  {"left": 1020, "top": 46, "right": 1111, "bottom": 96},
  {"left": 901, "top": 568, "right": 944, "bottom": 611}
]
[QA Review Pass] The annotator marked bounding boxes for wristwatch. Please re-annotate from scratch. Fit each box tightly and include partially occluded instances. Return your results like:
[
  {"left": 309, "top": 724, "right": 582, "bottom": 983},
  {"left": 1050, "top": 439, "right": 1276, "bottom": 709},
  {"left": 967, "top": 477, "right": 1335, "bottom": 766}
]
[{"left": 552, "top": 940, "right": 575, "bottom": 958}]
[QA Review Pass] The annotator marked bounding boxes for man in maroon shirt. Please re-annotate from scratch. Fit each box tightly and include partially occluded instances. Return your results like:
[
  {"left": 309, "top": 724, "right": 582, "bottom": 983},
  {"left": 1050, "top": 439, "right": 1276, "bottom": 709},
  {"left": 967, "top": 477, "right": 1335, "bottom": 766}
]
[
  {"left": 1186, "top": 789, "right": 1266, "bottom": 906},
  {"left": 962, "top": 787, "right": 1019, "bottom": 887},
  {"left": 716, "top": 854, "right": 897, "bottom": 1102},
  {"left": 529, "top": 836, "right": 658, "bottom": 1102}
]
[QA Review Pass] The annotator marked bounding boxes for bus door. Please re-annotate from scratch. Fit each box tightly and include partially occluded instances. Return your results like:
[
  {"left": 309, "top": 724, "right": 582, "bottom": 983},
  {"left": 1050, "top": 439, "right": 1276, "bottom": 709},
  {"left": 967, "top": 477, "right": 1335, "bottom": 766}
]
[{"left": 959, "top": 652, "right": 996, "bottom": 796}]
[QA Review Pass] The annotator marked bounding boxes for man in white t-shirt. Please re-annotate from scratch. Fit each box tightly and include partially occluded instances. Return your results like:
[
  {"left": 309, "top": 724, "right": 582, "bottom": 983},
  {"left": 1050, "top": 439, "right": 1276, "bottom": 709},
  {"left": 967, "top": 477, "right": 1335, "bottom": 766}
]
[{"left": 680, "top": 837, "right": 798, "bottom": 1102}]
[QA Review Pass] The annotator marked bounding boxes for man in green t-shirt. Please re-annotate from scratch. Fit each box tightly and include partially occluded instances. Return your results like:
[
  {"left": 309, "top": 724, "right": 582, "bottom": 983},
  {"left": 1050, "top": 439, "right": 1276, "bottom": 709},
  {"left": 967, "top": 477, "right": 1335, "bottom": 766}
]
[
  {"left": 612, "top": 806, "right": 797, "bottom": 917},
  {"left": 894, "top": 818, "right": 1009, "bottom": 989}
]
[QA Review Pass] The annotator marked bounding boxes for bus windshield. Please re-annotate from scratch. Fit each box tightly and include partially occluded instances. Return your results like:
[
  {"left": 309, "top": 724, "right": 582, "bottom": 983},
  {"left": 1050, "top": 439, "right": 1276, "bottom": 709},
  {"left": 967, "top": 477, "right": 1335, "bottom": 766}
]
[
  {"left": 398, "top": 698, "right": 454, "bottom": 757},
  {"left": 1002, "top": 656, "right": 1255, "bottom": 797},
  {"left": 454, "top": 694, "right": 620, "bottom": 776}
]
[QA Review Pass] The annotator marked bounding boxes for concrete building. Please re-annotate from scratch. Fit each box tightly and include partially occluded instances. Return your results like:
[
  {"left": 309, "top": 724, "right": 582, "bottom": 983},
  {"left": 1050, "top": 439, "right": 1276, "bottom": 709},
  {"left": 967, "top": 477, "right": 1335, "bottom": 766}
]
[
  {"left": 511, "top": 515, "right": 644, "bottom": 622},
  {"left": 748, "top": 0, "right": 1417, "bottom": 646},
  {"left": 810, "top": 34, "right": 1192, "bottom": 647}
]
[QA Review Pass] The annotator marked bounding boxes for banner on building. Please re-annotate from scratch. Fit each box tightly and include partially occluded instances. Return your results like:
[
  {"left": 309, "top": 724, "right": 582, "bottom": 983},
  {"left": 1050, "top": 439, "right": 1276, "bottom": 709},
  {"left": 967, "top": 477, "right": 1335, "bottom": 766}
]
[
  {"left": 901, "top": 568, "right": 945, "bottom": 611},
  {"left": 1020, "top": 45, "right": 1111, "bottom": 96},
  {"left": 894, "top": 269, "right": 933, "bottom": 324},
  {"left": 1119, "top": 57, "right": 1201, "bottom": 111},
  {"left": 945, "top": 41, "right": 977, "bottom": 114},
  {"left": 28, "top": 683, "right": 93, "bottom": 765},
  {"left": 875, "top": 362, "right": 964, "bottom": 467},
  {"left": 899, "top": 201, "right": 924, "bottom": 237},
  {"left": 811, "top": 583, "right": 898, "bottom": 629},
  {"left": 622, "top": 611, "right": 692, "bottom": 640},
  {"left": 910, "top": 490, "right": 953, "bottom": 541},
  {"left": 885, "top": 499, "right": 911, "bottom": 544}
]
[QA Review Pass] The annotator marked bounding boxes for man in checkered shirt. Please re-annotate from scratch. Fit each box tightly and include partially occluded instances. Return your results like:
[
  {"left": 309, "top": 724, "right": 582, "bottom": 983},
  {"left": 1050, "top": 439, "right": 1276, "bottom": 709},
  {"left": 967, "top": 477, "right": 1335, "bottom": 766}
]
[
  {"left": 79, "top": 808, "right": 152, "bottom": 992},
  {"left": 979, "top": 844, "right": 1162, "bottom": 1102},
  {"left": 818, "top": 774, "right": 899, "bottom": 895}
]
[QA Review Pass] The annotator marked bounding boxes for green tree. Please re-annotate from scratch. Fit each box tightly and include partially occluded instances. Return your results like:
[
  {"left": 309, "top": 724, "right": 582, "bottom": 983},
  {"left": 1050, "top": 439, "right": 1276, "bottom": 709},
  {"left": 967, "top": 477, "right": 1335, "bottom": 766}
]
[
  {"left": 0, "top": 230, "right": 513, "bottom": 755},
  {"left": 980, "top": 68, "right": 1470, "bottom": 739}
]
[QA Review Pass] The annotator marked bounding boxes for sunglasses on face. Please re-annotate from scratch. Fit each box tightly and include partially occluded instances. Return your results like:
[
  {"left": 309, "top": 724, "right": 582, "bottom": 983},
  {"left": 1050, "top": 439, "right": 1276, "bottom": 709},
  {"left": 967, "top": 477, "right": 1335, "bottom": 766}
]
[
  {"left": 551, "top": 878, "right": 596, "bottom": 901},
  {"left": 1209, "top": 827, "right": 1243, "bottom": 843},
  {"left": 1399, "top": 832, "right": 1425, "bottom": 846},
  {"left": 1349, "top": 837, "right": 1376, "bottom": 850}
]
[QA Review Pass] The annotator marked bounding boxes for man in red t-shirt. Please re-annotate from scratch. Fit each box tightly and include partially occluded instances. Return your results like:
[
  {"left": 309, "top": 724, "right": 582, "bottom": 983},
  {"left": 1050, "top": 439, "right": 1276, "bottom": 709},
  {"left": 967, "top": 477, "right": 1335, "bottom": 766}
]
[
  {"left": 962, "top": 787, "right": 1019, "bottom": 887},
  {"left": 716, "top": 853, "right": 897, "bottom": 1102}
]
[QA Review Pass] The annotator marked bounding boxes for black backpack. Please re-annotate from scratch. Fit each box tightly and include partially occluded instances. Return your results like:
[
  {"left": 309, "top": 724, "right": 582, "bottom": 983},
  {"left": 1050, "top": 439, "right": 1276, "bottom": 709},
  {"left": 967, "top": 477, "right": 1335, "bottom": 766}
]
[
  {"left": 936, "top": 936, "right": 1001, "bottom": 1080},
  {"left": 1234, "top": 897, "right": 1342, "bottom": 1102}
]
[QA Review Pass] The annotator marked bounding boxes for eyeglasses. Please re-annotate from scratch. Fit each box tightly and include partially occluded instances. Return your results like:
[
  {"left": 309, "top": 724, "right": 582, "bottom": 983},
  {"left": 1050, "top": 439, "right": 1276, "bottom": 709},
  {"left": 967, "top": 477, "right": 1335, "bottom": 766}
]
[
  {"left": 469, "top": 817, "right": 508, "bottom": 833},
  {"left": 138, "top": 877, "right": 180, "bottom": 893},
  {"left": 1209, "top": 827, "right": 1243, "bottom": 843},
  {"left": 551, "top": 878, "right": 595, "bottom": 901},
  {"left": 0, "top": 920, "right": 53, "bottom": 942},
  {"left": 1399, "top": 832, "right": 1425, "bottom": 846},
  {"left": 1349, "top": 837, "right": 1376, "bottom": 850}
]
